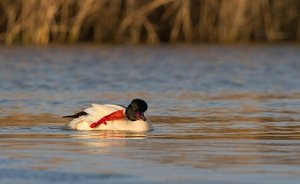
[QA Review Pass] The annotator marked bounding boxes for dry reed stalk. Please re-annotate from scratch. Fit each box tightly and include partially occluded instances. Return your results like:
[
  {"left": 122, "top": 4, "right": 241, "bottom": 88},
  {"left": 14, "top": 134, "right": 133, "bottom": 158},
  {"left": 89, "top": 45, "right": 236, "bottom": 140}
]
[
  {"left": 181, "top": 0, "right": 192, "bottom": 42},
  {"left": 51, "top": 0, "right": 71, "bottom": 42},
  {"left": 117, "top": 0, "right": 174, "bottom": 44},
  {"left": 34, "top": 1, "right": 60, "bottom": 44},
  {"left": 170, "top": 0, "right": 192, "bottom": 42},
  {"left": 268, "top": 0, "right": 300, "bottom": 41},
  {"left": 91, "top": 1, "right": 123, "bottom": 42},
  {"left": 1, "top": 0, "right": 62, "bottom": 44},
  {"left": 1, "top": 0, "right": 23, "bottom": 45},
  {"left": 68, "top": 0, "right": 99, "bottom": 43},
  {"left": 170, "top": 1, "right": 184, "bottom": 42},
  {"left": 218, "top": 0, "right": 249, "bottom": 43},
  {"left": 196, "top": 0, "right": 220, "bottom": 42},
  {"left": 0, "top": 0, "right": 299, "bottom": 44}
]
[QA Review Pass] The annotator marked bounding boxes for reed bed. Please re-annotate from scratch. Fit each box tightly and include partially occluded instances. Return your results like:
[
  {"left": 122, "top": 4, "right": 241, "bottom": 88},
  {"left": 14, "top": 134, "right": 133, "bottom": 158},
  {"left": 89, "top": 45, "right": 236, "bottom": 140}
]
[{"left": 0, "top": 0, "right": 299, "bottom": 45}]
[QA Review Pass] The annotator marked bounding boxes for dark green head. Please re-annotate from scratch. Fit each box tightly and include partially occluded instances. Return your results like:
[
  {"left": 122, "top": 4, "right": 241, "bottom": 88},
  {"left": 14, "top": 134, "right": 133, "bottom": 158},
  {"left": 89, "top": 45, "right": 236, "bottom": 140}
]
[{"left": 125, "top": 99, "right": 148, "bottom": 121}]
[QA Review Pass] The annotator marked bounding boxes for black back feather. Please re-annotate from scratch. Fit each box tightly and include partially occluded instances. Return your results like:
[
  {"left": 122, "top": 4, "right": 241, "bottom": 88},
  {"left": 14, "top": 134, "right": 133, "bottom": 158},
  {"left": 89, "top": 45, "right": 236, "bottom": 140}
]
[{"left": 63, "top": 111, "right": 88, "bottom": 118}]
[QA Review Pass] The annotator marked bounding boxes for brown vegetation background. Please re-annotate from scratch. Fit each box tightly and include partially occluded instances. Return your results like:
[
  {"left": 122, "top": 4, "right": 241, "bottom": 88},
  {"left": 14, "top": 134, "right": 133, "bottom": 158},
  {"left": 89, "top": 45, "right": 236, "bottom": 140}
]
[{"left": 0, "top": 0, "right": 299, "bottom": 45}]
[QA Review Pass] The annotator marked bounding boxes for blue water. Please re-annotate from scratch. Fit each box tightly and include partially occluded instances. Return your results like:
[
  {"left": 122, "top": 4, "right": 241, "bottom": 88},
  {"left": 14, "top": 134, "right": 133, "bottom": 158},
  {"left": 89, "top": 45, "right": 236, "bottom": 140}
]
[{"left": 0, "top": 45, "right": 300, "bottom": 184}]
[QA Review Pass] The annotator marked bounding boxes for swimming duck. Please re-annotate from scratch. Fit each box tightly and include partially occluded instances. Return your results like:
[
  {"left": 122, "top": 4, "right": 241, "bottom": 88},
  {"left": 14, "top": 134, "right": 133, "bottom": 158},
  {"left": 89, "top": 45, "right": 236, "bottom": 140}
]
[{"left": 63, "top": 99, "right": 153, "bottom": 132}]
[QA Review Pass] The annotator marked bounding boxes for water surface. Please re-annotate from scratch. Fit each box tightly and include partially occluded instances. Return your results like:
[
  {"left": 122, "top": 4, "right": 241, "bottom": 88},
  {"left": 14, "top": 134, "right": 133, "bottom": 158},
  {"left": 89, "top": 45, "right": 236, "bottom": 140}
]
[{"left": 0, "top": 45, "right": 300, "bottom": 183}]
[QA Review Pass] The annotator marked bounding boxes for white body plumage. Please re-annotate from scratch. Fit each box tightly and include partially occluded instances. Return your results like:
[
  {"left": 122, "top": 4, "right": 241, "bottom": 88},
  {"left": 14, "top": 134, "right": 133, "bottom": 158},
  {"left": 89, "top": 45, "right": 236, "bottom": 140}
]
[{"left": 65, "top": 104, "right": 153, "bottom": 132}]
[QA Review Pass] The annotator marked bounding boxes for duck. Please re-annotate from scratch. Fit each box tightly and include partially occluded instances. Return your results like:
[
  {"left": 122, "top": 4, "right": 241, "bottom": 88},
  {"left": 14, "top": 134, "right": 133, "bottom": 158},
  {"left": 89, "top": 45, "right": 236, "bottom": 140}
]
[{"left": 63, "top": 99, "right": 153, "bottom": 132}]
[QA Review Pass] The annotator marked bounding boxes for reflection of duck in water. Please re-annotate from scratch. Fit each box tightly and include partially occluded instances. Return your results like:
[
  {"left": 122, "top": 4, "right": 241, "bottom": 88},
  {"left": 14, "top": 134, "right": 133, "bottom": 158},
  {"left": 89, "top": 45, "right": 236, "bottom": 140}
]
[{"left": 64, "top": 99, "right": 153, "bottom": 132}]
